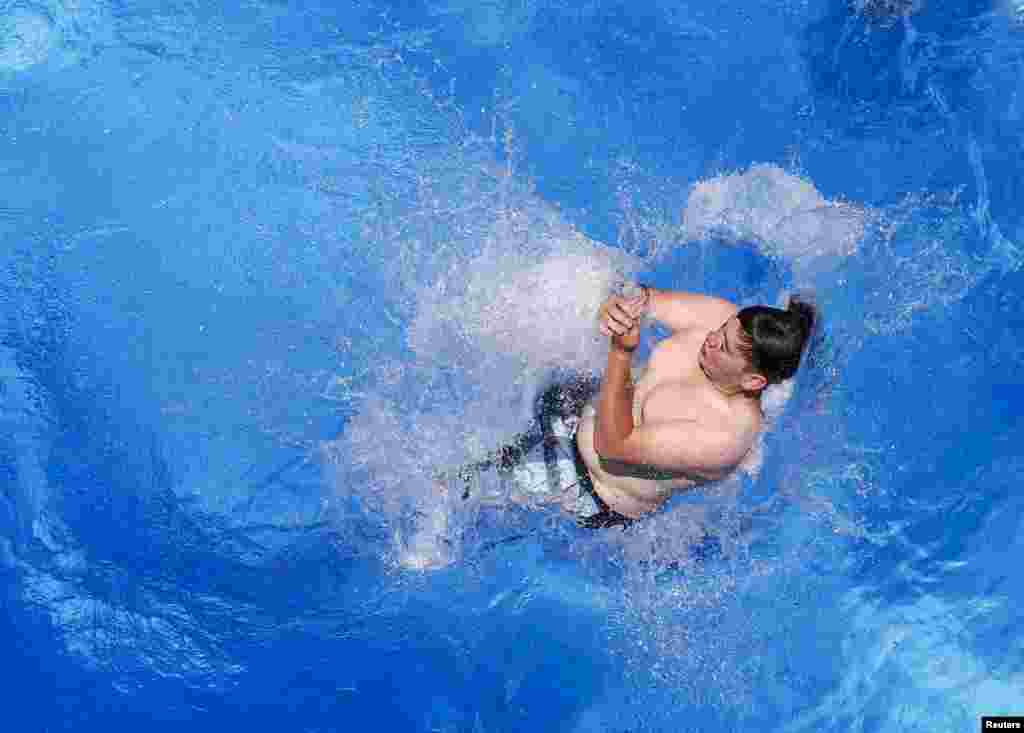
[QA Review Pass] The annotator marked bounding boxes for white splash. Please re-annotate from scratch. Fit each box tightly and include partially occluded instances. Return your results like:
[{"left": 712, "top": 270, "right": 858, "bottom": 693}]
[
  {"left": 679, "top": 164, "right": 868, "bottom": 281},
  {"left": 335, "top": 197, "right": 641, "bottom": 569},
  {"left": 409, "top": 233, "right": 635, "bottom": 374},
  {"left": 338, "top": 163, "right": 870, "bottom": 570}
]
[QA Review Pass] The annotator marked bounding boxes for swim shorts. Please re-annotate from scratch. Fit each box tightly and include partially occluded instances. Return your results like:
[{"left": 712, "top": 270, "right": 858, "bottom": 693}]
[{"left": 448, "top": 375, "right": 634, "bottom": 529}]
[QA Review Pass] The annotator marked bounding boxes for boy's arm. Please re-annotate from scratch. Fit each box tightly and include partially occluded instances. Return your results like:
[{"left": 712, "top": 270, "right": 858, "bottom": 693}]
[
  {"left": 593, "top": 316, "right": 745, "bottom": 496},
  {"left": 642, "top": 287, "right": 737, "bottom": 333},
  {"left": 596, "top": 418, "right": 744, "bottom": 480}
]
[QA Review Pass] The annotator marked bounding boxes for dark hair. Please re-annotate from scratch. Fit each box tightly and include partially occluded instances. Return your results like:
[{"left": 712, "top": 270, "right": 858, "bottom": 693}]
[{"left": 736, "top": 296, "right": 816, "bottom": 385}]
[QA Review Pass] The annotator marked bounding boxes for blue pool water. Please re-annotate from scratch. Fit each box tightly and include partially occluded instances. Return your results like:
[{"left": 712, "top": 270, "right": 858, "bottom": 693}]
[{"left": 2, "top": 0, "right": 1024, "bottom": 730}]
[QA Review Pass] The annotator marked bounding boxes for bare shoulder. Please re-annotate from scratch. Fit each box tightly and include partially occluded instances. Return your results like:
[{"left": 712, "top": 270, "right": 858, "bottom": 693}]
[
  {"left": 678, "top": 293, "right": 737, "bottom": 327},
  {"left": 647, "top": 290, "right": 739, "bottom": 333},
  {"left": 696, "top": 295, "right": 740, "bottom": 326}
]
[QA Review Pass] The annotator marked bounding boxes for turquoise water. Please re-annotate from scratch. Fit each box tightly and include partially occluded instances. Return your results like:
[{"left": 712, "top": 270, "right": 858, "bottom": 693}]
[{"left": 2, "top": 0, "right": 1023, "bottom": 730}]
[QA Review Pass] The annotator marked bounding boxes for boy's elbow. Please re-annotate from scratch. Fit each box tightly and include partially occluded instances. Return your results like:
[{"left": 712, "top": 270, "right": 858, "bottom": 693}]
[{"left": 593, "top": 436, "right": 623, "bottom": 462}]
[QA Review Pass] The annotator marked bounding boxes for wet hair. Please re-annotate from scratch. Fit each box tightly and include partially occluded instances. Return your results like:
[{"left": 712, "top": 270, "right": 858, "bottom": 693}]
[{"left": 735, "top": 296, "right": 816, "bottom": 386}]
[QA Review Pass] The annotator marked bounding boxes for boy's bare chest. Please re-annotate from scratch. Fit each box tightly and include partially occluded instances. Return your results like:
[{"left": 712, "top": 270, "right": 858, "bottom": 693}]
[{"left": 636, "top": 331, "right": 723, "bottom": 425}]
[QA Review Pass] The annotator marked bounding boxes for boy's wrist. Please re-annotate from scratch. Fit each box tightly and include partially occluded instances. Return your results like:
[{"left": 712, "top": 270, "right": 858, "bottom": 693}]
[{"left": 638, "top": 284, "right": 653, "bottom": 316}]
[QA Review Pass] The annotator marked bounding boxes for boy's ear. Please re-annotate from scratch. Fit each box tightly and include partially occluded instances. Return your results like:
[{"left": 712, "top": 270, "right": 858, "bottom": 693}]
[{"left": 743, "top": 372, "right": 767, "bottom": 392}]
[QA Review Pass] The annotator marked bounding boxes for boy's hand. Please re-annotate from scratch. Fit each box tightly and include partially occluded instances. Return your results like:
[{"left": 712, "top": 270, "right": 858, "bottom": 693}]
[{"left": 598, "top": 293, "right": 645, "bottom": 352}]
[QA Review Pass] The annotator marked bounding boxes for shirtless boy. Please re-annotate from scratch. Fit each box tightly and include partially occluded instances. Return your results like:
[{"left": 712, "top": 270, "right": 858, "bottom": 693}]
[{"left": 573, "top": 287, "right": 815, "bottom": 526}]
